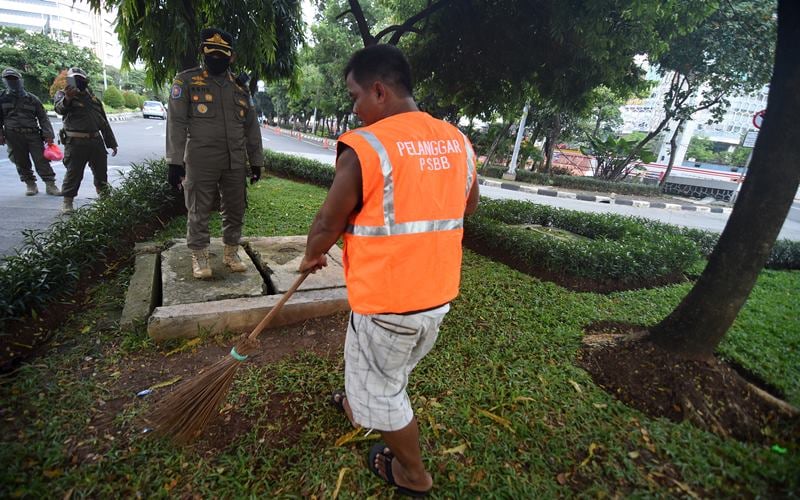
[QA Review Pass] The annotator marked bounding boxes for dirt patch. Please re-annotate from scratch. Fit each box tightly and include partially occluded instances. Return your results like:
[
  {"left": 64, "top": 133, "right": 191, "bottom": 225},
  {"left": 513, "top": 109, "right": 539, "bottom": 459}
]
[
  {"left": 464, "top": 238, "right": 688, "bottom": 293},
  {"left": 85, "top": 312, "right": 350, "bottom": 458},
  {"left": 578, "top": 323, "right": 800, "bottom": 443}
]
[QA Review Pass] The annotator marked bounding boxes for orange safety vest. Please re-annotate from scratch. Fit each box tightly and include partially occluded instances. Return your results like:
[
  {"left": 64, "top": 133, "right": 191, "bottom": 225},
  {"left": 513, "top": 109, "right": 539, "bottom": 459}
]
[{"left": 337, "top": 111, "right": 477, "bottom": 314}]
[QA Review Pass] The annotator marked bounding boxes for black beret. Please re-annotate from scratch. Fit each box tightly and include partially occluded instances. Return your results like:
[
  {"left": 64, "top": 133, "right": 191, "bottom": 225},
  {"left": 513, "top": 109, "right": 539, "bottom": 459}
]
[{"left": 200, "top": 28, "right": 234, "bottom": 57}]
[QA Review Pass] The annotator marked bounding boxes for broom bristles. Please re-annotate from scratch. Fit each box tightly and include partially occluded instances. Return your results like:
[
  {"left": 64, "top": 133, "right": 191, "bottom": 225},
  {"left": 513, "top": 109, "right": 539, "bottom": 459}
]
[
  {"left": 144, "top": 272, "right": 309, "bottom": 445},
  {"left": 146, "top": 353, "right": 244, "bottom": 444}
]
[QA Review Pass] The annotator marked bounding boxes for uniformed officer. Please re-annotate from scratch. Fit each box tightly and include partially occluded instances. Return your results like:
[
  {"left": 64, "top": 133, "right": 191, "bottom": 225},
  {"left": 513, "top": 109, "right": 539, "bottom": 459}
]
[
  {"left": 0, "top": 67, "right": 60, "bottom": 196},
  {"left": 166, "top": 28, "right": 264, "bottom": 279},
  {"left": 54, "top": 67, "right": 118, "bottom": 213}
]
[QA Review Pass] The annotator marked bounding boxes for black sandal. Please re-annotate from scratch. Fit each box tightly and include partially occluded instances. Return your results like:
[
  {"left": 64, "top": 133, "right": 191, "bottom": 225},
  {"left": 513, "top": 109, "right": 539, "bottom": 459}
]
[
  {"left": 368, "top": 442, "right": 431, "bottom": 497},
  {"left": 329, "top": 389, "right": 347, "bottom": 414}
]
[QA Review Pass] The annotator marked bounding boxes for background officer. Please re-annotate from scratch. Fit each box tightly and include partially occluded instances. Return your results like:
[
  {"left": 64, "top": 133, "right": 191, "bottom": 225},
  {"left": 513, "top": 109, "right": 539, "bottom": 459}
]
[
  {"left": 53, "top": 67, "right": 118, "bottom": 213},
  {"left": 0, "top": 67, "right": 60, "bottom": 196},
  {"left": 166, "top": 28, "right": 264, "bottom": 279}
]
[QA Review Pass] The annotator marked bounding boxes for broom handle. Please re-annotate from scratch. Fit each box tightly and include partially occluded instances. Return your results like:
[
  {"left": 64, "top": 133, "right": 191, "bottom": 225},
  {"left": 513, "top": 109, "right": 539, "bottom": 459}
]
[{"left": 247, "top": 270, "right": 311, "bottom": 340}]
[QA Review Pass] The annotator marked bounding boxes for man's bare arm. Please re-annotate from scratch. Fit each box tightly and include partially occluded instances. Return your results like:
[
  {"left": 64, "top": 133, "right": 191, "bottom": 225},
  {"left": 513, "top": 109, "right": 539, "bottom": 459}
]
[{"left": 300, "top": 146, "right": 363, "bottom": 272}]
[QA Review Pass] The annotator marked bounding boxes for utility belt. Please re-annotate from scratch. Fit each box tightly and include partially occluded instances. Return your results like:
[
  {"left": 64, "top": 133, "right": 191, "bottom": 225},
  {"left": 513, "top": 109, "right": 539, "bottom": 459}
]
[
  {"left": 64, "top": 130, "right": 100, "bottom": 139},
  {"left": 7, "top": 127, "right": 40, "bottom": 134}
]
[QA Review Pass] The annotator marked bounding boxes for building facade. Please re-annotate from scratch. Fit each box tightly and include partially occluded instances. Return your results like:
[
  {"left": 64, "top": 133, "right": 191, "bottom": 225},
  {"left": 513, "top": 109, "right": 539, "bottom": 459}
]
[{"left": 0, "top": 0, "right": 121, "bottom": 67}]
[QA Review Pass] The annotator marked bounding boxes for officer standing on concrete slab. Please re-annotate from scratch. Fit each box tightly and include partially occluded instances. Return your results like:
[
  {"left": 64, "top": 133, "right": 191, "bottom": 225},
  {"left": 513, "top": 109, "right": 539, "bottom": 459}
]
[
  {"left": 0, "top": 67, "right": 61, "bottom": 196},
  {"left": 166, "top": 28, "right": 264, "bottom": 279},
  {"left": 53, "top": 67, "right": 118, "bottom": 213}
]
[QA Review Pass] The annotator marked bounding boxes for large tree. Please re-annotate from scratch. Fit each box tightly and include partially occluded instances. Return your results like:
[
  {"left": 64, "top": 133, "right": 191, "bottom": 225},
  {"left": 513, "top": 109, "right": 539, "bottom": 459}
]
[
  {"left": 649, "top": 0, "right": 798, "bottom": 358},
  {"left": 89, "top": 0, "right": 304, "bottom": 91},
  {"left": 0, "top": 27, "right": 103, "bottom": 99},
  {"left": 626, "top": 0, "right": 776, "bottom": 187}
]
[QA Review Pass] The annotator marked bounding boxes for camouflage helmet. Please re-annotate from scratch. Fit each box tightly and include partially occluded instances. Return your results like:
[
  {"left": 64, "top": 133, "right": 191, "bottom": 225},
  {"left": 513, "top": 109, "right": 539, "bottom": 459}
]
[
  {"left": 2, "top": 67, "right": 22, "bottom": 79},
  {"left": 66, "top": 67, "right": 88, "bottom": 79}
]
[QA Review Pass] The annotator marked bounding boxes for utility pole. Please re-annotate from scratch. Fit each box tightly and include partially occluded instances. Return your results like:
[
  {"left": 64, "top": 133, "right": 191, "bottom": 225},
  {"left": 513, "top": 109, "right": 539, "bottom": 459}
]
[{"left": 504, "top": 101, "right": 530, "bottom": 180}]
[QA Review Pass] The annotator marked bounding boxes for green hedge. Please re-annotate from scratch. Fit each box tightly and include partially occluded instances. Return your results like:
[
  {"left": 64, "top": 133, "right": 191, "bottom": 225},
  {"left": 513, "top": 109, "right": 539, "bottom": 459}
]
[
  {"left": 465, "top": 199, "right": 700, "bottom": 291},
  {"left": 0, "top": 159, "right": 174, "bottom": 329},
  {"left": 514, "top": 170, "right": 662, "bottom": 197},
  {"left": 668, "top": 226, "right": 800, "bottom": 270},
  {"left": 481, "top": 166, "right": 506, "bottom": 179},
  {"left": 264, "top": 150, "right": 334, "bottom": 187}
]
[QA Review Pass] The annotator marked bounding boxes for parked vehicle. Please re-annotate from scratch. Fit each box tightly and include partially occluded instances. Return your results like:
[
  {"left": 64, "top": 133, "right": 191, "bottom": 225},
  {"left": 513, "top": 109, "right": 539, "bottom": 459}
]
[{"left": 142, "top": 101, "right": 167, "bottom": 120}]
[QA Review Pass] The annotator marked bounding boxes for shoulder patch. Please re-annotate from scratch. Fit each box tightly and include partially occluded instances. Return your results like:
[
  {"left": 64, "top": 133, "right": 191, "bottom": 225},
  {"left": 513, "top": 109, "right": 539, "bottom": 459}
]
[{"left": 171, "top": 83, "right": 183, "bottom": 99}]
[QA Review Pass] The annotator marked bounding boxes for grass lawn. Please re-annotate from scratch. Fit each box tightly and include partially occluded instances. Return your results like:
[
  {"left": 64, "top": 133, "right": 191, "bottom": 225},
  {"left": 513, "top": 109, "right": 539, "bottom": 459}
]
[{"left": 1, "top": 176, "right": 798, "bottom": 497}]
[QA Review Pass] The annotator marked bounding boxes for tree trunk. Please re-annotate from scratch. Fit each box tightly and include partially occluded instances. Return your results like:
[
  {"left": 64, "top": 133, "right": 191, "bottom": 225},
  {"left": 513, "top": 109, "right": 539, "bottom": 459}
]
[
  {"left": 659, "top": 118, "right": 686, "bottom": 188},
  {"left": 482, "top": 121, "right": 512, "bottom": 170},
  {"left": 650, "top": 0, "right": 800, "bottom": 359},
  {"left": 544, "top": 115, "right": 561, "bottom": 174}
]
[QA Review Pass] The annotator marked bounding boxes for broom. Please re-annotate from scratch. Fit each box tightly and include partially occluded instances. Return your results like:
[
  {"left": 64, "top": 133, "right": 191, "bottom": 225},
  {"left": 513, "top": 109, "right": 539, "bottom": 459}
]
[{"left": 147, "top": 270, "right": 311, "bottom": 444}]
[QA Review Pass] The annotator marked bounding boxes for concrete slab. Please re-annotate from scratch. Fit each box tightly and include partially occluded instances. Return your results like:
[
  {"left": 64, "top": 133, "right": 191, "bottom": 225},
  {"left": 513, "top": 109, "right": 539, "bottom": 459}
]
[
  {"left": 121, "top": 253, "right": 159, "bottom": 328},
  {"left": 244, "top": 236, "right": 346, "bottom": 293},
  {"left": 161, "top": 238, "right": 266, "bottom": 306},
  {"left": 147, "top": 288, "right": 350, "bottom": 341}
]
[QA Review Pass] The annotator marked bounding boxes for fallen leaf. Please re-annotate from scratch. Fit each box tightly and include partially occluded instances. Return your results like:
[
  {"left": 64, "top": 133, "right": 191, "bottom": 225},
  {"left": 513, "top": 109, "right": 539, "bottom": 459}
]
[
  {"left": 166, "top": 338, "right": 202, "bottom": 357},
  {"left": 149, "top": 376, "right": 182, "bottom": 390},
  {"left": 43, "top": 468, "right": 63, "bottom": 479},
  {"left": 556, "top": 472, "right": 569, "bottom": 485},
  {"left": 441, "top": 443, "right": 467, "bottom": 455},
  {"left": 513, "top": 396, "right": 535, "bottom": 403},
  {"left": 80, "top": 325, "right": 91, "bottom": 334},
  {"left": 592, "top": 403, "right": 607, "bottom": 409},
  {"left": 335, "top": 427, "right": 364, "bottom": 447},
  {"left": 470, "top": 469, "right": 486, "bottom": 485},
  {"left": 476, "top": 408, "right": 515, "bottom": 433},
  {"left": 579, "top": 442, "right": 600, "bottom": 467},
  {"left": 628, "top": 451, "right": 640, "bottom": 459},
  {"left": 331, "top": 467, "right": 350, "bottom": 500},
  {"left": 568, "top": 380, "right": 583, "bottom": 393}
]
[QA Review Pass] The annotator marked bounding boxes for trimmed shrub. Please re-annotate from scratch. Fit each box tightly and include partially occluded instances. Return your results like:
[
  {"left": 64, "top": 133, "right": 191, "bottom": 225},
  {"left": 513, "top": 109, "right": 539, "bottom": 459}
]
[
  {"left": 514, "top": 170, "right": 662, "bottom": 197},
  {"left": 0, "top": 159, "right": 174, "bottom": 329},
  {"left": 264, "top": 150, "right": 334, "bottom": 187},
  {"left": 465, "top": 199, "right": 700, "bottom": 291},
  {"left": 103, "top": 85, "right": 125, "bottom": 108},
  {"left": 123, "top": 90, "right": 140, "bottom": 109},
  {"left": 481, "top": 166, "right": 506, "bottom": 179},
  {"left": 669, "top": 225, "right": 800, "bottom": 270}
]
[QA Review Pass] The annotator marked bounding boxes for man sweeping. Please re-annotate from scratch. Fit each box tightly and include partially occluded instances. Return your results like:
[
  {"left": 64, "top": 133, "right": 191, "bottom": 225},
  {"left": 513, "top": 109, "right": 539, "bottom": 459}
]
[{"left": 299, "top": 44, "right": 479, "bottom": 497}]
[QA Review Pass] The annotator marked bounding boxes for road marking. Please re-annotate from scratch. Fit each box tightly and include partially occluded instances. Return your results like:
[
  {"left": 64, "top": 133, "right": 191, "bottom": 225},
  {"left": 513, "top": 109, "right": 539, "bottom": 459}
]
[{"left": 146, "top": 126, "right": 153, "bottom": 130}]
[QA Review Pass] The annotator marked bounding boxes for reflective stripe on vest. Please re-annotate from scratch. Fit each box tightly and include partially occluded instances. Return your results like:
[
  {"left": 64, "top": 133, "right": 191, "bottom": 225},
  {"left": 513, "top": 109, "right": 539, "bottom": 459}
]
[{"left": 345, "top": 129, "right": 470, "bottom": 237}]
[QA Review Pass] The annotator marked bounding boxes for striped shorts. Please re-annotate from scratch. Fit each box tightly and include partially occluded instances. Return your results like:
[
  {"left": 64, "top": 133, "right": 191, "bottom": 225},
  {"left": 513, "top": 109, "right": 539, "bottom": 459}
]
[{"left": 344, "top": 305, "right": 449, "bottom": 431}]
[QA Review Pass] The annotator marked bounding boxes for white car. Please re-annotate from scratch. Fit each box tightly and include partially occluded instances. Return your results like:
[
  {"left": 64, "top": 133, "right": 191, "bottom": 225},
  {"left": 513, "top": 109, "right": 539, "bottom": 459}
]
[{"left": 142, "top": 101, "right": 167, "bottom": 120}]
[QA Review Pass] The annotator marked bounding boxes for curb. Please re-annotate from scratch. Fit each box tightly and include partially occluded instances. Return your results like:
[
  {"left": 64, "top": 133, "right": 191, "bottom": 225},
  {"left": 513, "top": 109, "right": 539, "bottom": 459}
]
[
  {"left": 265, "top": 126, "right": 338, "bottom": 151},
  {"left": 478, "top": 177, "right": 733, "bottom": 214}
]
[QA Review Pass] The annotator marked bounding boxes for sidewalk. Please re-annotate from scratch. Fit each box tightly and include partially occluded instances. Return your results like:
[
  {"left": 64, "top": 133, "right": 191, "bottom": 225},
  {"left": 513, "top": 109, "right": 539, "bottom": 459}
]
[{"left": 478, "top": 177, "right": 734, "bottom": 214}]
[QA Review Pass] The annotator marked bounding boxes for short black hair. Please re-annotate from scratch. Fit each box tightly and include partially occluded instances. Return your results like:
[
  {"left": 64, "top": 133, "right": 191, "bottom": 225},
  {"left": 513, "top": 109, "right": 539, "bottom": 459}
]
[{"left": 344, "top": 44, "right": 413, "bottom": 96}]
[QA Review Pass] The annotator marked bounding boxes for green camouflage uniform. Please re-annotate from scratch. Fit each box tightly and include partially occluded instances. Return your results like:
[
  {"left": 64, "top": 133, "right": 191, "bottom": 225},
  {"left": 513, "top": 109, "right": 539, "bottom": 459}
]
[
  {"left": 166, "top": 66, "right": 264, "bottom": 250},
  {"left": 53, "top": 87, "right": 118, "bottom": 198},
  {"left": 0, "top": 88, "right": 56, "bottom": 184}
]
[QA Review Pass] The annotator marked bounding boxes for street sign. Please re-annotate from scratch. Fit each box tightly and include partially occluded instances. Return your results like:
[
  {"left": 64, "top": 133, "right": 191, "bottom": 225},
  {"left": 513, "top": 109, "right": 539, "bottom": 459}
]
[
  {"left": 743, "top": 130, "right": 758, "bottom": 148},
  {"left": 753, "top": 109, "right": 766, "bottom": 129}
]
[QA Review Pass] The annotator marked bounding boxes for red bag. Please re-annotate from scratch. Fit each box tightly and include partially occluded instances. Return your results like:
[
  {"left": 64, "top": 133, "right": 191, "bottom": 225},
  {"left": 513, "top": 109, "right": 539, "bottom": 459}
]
[{"left": 43, "top": 142, "right": 64, "bottom": 161}]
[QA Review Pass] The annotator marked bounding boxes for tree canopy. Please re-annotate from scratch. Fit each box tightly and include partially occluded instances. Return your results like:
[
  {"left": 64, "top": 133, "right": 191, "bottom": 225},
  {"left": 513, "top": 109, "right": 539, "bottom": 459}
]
[{"left": 88, "top": 0, "right": 305, "bottom": 89}]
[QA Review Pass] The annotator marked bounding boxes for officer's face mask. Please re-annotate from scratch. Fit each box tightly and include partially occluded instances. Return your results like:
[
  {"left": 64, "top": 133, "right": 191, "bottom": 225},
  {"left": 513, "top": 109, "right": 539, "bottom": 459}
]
[
  {"left": 204, "top": 54, "right": 231, "bottom": 75},
  {"left": 74, "top": 77, "right": 88, "bottom": 91},
  {"left": 4, "top": 77, "right": 22, "bottom": 93}
]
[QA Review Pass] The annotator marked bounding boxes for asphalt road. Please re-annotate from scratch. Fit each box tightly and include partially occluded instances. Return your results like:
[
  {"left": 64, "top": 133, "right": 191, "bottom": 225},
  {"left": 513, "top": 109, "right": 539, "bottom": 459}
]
[{"left": 1, "top": 120, "right": 797, "bottom": 257}]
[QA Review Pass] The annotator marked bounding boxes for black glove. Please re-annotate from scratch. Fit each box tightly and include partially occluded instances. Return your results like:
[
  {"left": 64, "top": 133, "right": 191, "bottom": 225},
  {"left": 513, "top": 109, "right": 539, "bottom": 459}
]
[
  {"left": 168, "top": 164, "right": 185, "bottom": 190},
  {"left": 250, "top": 165, "right": 262, "bottom": 184}
]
